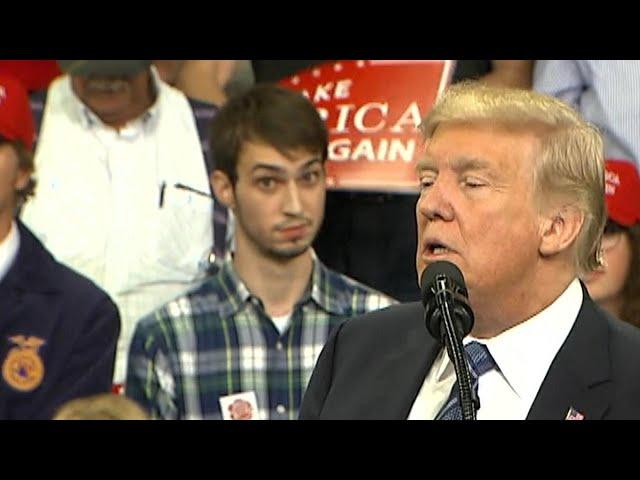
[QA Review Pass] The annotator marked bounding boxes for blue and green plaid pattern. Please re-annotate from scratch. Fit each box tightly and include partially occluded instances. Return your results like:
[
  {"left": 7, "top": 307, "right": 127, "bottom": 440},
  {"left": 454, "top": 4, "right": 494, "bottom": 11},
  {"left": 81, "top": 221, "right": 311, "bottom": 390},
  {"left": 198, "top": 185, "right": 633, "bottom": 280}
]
[{"left": 125, "top": 254, "right": 395, "bottom": 420}]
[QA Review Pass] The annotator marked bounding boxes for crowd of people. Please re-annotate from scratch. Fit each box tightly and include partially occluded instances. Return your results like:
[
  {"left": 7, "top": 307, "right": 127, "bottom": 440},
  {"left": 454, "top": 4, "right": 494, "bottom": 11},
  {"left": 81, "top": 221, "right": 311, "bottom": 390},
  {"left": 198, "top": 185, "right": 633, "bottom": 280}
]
[{"left": 1, "top": 60, "right": 639, "bottom": 420}]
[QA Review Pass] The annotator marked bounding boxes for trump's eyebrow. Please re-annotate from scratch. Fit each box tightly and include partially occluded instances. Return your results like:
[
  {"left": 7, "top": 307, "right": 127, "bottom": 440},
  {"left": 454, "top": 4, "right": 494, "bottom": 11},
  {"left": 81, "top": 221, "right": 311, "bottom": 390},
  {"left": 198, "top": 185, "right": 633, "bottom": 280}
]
[{"left": 416, "top": 155, "right": 492, "bottom": 174}]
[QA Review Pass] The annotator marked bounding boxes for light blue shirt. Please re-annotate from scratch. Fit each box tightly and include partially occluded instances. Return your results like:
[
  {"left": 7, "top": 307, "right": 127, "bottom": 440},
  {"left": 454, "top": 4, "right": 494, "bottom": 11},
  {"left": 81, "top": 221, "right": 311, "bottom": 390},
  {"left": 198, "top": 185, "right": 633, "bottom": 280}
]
[{"left": 534, "top": 60, "right": 640, "bottom": 167}]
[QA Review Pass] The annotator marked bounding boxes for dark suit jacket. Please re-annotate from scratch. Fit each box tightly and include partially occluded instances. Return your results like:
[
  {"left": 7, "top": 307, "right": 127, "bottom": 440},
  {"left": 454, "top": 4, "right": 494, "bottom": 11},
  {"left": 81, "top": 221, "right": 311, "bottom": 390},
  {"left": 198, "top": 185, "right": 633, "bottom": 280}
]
[
  {"left": 0, "top": 221, "right": 120, "bottom": 419},
  {"left": 300, "top": 286, "right": 640, "bottom": 420}
]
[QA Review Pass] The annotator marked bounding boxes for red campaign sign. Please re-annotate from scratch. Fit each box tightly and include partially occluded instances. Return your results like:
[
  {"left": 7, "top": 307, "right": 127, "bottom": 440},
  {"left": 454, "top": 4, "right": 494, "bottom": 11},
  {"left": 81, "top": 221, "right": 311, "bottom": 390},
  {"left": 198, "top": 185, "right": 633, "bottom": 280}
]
[{"left": 280, "top": 60, "right": 454, "bottom": 193}]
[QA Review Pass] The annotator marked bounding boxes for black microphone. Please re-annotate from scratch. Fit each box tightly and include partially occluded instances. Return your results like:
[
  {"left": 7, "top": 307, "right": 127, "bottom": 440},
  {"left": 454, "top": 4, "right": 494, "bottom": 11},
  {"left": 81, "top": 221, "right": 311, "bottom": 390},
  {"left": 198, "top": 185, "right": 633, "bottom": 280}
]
[
  {"left": 421, "top": 260, "right": 474, "bottom": 344},
  {"left": 420, "top": 260, "right": 478, "bottom": 419}
]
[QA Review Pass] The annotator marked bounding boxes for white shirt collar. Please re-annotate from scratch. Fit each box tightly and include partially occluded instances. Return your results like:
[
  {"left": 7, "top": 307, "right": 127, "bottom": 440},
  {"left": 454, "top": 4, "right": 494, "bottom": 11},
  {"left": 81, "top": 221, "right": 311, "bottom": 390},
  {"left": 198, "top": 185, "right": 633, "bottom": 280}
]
[
  {"left": 466, "top": 278, "right": 583, "bottom": 401},
  {"left": 0, "top": 221, "right": 20, "bottom": 284}
]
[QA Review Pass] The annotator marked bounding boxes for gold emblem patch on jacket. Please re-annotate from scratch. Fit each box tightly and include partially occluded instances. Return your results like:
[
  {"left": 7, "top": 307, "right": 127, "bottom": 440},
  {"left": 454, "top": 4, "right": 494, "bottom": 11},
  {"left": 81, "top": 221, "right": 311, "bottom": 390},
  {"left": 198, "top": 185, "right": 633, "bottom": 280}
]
[{"left": 2, "top": 335, "right": 46, "bottom": 392}]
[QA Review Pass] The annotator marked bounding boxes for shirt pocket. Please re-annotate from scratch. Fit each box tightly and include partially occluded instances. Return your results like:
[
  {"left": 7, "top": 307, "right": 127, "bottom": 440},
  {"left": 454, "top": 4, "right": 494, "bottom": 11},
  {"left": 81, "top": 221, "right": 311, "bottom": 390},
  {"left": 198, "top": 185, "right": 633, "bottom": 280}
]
[{"left": 133, "top": 184, "right": 214, "bottom": 285}]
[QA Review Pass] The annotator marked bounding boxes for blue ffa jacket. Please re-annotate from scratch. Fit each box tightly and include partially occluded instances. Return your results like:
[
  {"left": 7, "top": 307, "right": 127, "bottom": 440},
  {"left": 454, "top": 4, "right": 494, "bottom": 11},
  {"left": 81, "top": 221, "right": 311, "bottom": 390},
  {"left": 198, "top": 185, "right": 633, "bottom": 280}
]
[{"left": 0, "top": 221, "right": 120, "bottom": 419}]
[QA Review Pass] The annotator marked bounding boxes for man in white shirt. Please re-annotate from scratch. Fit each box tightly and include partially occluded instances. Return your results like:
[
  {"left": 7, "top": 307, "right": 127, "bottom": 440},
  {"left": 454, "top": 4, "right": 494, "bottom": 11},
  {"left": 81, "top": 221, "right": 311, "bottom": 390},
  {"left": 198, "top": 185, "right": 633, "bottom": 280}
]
[
  {"left": 300, "top": 82, "right": 640, "bottom": 420},
  {"left": 21, "top": 60, "right": 214, "bottom": 387},
  {"left": 0, "top": 74, "right": 119, "bottom": 419}
]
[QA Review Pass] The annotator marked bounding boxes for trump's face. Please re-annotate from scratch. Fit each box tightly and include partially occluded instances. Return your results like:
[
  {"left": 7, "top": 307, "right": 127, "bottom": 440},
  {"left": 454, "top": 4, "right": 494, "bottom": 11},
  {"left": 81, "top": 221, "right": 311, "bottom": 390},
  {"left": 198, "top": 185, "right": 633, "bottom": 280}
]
[{"left": 416, "top": 122, "right": 542, "bottom": 309}]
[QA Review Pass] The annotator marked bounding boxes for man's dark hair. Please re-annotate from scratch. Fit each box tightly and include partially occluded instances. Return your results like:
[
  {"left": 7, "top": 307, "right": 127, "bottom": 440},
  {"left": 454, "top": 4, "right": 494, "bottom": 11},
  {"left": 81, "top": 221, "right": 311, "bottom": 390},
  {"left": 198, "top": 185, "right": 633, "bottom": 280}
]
[{"left": 210, "top": 84, "right": 328, "bottom": 184}]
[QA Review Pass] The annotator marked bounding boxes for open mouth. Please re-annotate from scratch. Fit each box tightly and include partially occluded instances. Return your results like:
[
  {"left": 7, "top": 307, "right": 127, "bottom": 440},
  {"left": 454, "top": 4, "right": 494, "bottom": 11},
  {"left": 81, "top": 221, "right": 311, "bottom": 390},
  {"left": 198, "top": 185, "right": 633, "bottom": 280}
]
[{"left": 425, "top": 241, "right": 455, "bottom": 256}]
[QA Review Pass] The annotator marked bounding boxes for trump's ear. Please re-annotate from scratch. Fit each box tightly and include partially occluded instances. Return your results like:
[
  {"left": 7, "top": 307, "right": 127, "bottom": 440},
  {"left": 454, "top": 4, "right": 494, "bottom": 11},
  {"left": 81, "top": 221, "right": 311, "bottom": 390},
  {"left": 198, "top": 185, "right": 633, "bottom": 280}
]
[
  {"left": 210, "top": 170, "right": 235, "bottom": 210},
  {"left": 538, "top": 205, "right": 585, "bottom": 257}
]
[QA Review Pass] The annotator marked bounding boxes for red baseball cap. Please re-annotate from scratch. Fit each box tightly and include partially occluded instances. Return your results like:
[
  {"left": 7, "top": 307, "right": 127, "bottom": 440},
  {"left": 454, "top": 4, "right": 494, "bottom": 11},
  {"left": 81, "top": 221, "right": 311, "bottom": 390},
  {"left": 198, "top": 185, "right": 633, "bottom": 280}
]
[
  {"left": 0, "top": 74, "right": 35, "bottom": 151},
  {"left": 0, "top": 60, "right": 62, "bottom": 92},
  {"left": 605, "top": 159, "right": 640, "bottom": 227}
]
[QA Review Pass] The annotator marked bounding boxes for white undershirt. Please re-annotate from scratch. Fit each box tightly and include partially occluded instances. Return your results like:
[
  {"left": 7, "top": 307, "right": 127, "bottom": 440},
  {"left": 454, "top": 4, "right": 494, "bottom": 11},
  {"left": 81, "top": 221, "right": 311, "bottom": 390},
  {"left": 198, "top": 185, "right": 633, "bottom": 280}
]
[
  {"left": 408, "top": 279, "right": 583, "bottom": 420},
  {"left": 270, "top": 312, "right": 292, "bottom": 336},
  {"left": 0, "top": 221, "right": 20, "bottom": 284}
]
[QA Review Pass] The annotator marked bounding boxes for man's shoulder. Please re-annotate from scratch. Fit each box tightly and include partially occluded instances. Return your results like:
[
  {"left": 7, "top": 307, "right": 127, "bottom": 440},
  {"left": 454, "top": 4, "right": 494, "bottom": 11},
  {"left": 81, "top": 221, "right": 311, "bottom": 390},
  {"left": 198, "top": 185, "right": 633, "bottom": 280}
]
[
  {"left": 325, "top": 302, "right": 431, "bottom": 372},
  {"left": 43, "top": 256, "right": 119, "bottom": 332},
  {"left": 133, "top": 274, "right": 232, "bottom": 343},
  {"left": 186, "top": 96, "right": 219, "bottom": 117},
  {"left": 602, "top": 307, "right": 640, "bottom": 358},
  {"left": 579, "top": 295, "right": 640, "bottom": 349},
  {"left": 583, "top": 302, "right": 640, "bottom": 415},
  {"left": 19, "top": 223, "right": 112, "bottom": 306},
  {"left": 320, "top": 265, "right": 398, "bottom": 314},
  {"left": 579, "top": 298, "right": 640, "bottom": 383},
  {"left": 159, "top": 80, "right": 218, "bottom": 116},
  {"left": 51, "top": 259, "right": 112, "bottom": 306},
  {"left": 338, "top": 302, "right": 424, "bottom": 342},
  {"left": 9, "top": 225, "right": 119, "bottom": 352},
  {"left": 345, "top": 301, "right": 423, "bottom": 325}
]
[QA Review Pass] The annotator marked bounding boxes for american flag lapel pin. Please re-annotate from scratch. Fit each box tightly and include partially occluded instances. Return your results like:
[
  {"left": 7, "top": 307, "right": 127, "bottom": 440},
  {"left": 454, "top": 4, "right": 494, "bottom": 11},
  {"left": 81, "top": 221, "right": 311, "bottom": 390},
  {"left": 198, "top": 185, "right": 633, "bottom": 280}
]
[{"left": 565, "top": 407, "right": 585, "bottom": 420}]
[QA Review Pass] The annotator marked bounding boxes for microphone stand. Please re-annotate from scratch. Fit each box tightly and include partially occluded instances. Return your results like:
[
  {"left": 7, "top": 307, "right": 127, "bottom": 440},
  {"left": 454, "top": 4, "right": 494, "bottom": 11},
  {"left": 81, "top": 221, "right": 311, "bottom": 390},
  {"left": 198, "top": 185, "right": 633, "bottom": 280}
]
[{"left": 435, "top": 276, "right": 479, "bottom": 420}]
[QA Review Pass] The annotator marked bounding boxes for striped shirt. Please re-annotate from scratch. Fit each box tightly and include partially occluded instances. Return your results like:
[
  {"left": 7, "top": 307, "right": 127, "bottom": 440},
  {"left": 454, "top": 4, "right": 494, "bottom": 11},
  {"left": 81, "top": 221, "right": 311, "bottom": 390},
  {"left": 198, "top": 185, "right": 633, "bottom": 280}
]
[
  {"left": 125, "top": 253, "right": 396, "bottom": 420},
  {"left": 534, "top": 60, "right": 640, "bottom": 166}
]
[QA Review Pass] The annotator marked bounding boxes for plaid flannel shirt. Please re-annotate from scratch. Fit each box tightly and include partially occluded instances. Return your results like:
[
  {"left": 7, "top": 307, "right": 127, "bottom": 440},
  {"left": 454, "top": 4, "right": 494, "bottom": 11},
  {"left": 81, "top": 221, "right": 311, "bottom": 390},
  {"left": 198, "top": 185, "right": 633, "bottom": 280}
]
[{"left": 126, "top": 254, "right": 396, "bottom": 420}]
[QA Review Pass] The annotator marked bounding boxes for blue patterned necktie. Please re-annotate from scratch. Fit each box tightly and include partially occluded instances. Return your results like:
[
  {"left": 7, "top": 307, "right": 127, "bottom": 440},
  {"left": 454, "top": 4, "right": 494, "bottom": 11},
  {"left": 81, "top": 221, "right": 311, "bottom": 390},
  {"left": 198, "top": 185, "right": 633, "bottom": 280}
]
[{"left": 435, "top": 341, "right": 497, "bottom": 420}]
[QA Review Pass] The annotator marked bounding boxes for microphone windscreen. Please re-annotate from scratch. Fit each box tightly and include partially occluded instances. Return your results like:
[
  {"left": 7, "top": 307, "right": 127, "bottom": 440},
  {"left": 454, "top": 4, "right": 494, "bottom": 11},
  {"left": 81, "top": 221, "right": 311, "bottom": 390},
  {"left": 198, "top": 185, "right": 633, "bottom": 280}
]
[{"left": 420, "top": 260, "right": 467, "bottom": 307}]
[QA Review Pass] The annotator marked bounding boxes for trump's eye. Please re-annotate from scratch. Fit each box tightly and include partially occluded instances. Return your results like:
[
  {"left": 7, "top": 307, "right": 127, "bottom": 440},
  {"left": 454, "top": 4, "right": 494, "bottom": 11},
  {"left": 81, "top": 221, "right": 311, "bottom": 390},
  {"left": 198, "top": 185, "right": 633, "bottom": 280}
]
[
  {"left": 419, "top": 176, "right": 435, "bottom": 190},
  {"left": 463, "top": 177, "right": 486, "bottom": 188}
]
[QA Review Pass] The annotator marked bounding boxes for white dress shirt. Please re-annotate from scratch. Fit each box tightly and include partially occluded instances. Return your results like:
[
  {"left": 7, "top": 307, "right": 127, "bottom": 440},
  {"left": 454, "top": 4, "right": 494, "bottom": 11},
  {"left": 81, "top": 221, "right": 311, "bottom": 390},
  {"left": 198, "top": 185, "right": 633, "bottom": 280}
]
[
  {"left": 408, "top": 279, "right": 583, "bottom": 420},
  {"left": 0, "top": 221, "right": 19, "bottom": 284},
  {"left": 21, "top": 68, "right": 214, "bottom": 383}
]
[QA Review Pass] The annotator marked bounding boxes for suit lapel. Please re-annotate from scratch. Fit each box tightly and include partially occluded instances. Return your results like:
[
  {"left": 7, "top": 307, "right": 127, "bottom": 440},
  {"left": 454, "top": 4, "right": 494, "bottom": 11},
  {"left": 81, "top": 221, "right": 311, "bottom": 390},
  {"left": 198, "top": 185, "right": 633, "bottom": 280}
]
[
  {"left": 364, "top": 304, "right": 442, "bottom": 419},
  {"left": 527, "top": 289, "right": 611, "bottom": 420}
]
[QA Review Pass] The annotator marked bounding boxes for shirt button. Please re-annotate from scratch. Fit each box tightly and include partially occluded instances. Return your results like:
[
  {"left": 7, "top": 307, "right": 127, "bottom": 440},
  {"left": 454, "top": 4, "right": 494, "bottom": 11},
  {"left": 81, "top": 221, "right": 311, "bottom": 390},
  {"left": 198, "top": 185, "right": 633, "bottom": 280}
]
[
  {"left": 276, "top": 341, "right": 283, "bottom": 351},
  {"left": 276, "top": 405, "right": 286, "bottom": 414}
]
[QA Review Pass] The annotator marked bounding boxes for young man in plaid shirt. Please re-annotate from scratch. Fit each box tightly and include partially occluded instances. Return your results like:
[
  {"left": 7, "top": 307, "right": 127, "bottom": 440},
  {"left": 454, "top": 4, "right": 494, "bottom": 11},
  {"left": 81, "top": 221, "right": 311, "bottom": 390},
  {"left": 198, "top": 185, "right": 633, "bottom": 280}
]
[{"left": 125, "top": 85, "right": 395, "bottom": 420}]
